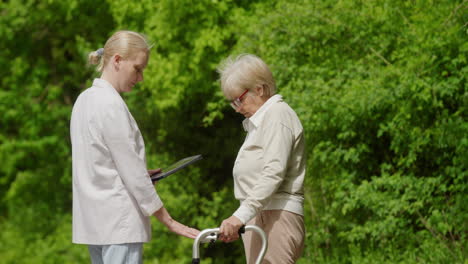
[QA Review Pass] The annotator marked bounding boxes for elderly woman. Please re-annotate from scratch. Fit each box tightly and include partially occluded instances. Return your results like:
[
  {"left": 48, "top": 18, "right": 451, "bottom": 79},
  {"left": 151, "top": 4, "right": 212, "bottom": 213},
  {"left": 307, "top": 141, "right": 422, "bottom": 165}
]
[{"left": 217, "top": 54, "right": 306, "bottom": 263}]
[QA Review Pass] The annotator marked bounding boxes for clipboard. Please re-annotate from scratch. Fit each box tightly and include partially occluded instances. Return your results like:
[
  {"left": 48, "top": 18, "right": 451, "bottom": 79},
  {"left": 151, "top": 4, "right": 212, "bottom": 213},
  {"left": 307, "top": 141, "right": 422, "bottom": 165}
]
[{"left": 150, "top": 154, "right": 203, "bottom": 182}]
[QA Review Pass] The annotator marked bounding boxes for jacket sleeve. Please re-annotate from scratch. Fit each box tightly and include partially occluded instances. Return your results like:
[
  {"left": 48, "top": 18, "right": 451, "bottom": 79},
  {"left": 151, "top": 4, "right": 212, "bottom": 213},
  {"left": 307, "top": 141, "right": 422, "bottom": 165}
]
[
  {"left": 100, "top": 102, "right": 163, "bottom": 216},
  {"left": 233, "top": 121, "right": 293, "bottom": 224}
]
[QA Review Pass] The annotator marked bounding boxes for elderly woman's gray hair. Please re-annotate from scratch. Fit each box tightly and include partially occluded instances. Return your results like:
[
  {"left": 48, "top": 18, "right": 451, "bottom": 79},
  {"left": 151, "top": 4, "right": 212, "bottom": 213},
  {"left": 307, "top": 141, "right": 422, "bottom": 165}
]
[{"left": 217, "top": 54, "right": 276, "bottom": 100}]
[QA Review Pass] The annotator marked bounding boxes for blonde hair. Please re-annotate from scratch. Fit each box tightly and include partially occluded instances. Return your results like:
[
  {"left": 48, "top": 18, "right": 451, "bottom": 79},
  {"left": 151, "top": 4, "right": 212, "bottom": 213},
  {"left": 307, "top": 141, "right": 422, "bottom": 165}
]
[
  {"left": 217, "top": 54, "right": 276, "bottom": 100},
  {"left": 88, "top": 30, "right": 151, "bottom": 72}
]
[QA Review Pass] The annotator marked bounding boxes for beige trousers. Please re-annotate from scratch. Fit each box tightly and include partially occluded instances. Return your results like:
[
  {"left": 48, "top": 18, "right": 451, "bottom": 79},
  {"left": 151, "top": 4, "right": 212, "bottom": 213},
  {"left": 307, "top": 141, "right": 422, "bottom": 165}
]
[{"left": 242, "top": 210, "right": 305, "bottom": 264}]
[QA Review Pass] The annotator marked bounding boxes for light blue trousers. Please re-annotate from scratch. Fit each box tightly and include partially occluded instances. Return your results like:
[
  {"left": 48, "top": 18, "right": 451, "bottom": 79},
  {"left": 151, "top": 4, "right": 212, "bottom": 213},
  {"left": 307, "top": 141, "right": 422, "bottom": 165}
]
[{"left": 88, "top": 243, "right": 143, "bottom": 264}]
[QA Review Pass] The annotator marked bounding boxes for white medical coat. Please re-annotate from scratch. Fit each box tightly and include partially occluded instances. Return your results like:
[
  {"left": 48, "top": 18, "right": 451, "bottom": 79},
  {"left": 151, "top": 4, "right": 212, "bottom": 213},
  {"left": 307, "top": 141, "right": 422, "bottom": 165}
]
[{"left": 70, "top": 78, "right": 163, "bottom": 245}]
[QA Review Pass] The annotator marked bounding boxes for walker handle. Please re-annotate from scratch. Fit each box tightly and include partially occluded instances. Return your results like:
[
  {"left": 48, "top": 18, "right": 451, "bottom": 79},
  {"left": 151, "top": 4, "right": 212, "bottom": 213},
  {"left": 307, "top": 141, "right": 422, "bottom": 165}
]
[{"left": 191, "top": 225, "right": 267, "bottom": 264}]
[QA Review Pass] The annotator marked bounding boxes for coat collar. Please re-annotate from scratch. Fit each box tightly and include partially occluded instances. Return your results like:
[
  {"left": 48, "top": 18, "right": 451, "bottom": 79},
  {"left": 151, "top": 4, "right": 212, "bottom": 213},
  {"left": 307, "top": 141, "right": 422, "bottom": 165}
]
[{"left": 92, "top": 78, "right": 120, "bottom": 96}]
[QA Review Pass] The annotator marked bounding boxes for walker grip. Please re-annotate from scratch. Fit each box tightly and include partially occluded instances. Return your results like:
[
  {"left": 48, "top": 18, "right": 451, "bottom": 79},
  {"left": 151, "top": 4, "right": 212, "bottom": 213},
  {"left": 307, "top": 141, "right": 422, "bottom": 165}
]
[
  {"left": 192, "top": 225, "right": 267, "bottom": 264},
  {"left": 238, "top": 225, "right": 246, "bottom": 236}
]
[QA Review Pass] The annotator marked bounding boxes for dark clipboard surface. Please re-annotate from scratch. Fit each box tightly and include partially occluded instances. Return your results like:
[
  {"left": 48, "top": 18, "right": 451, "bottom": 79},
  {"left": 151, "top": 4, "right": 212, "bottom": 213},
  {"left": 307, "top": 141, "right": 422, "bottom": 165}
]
[{"left": 150, "top": 154, "right": 202, "bottom": 182}]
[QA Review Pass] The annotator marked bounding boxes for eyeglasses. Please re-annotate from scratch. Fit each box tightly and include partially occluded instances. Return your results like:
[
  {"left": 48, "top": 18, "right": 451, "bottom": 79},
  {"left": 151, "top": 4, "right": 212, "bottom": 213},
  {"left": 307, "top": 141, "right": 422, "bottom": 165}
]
[{"left": 230, "top": 90, "right": 249, "bottom": 109}]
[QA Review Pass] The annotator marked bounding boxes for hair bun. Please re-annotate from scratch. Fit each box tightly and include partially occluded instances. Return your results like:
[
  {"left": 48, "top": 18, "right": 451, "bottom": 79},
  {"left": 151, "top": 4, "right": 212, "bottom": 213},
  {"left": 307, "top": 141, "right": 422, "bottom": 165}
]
[
  {"left": 88, "top": 49, "right": 103, "bottom": 66},
  {"left": 96, "top": 48, "right": 104, "bottom": 57}
]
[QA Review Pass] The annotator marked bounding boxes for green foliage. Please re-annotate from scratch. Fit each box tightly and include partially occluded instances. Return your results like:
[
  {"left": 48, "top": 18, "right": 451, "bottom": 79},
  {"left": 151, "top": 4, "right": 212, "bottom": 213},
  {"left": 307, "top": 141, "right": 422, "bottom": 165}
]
[{"left": 0, "top": 0, "right": 466, "bottom": 263}]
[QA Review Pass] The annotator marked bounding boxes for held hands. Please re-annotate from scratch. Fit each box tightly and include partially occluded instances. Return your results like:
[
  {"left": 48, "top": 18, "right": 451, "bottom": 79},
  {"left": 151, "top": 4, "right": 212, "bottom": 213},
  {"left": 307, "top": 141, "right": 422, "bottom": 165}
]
[
  {"left": 154, "top": 207, "right": 200, "bottom": 239},
  {"left": 219, "top": 215, "right": 243, "bottom": 243}
]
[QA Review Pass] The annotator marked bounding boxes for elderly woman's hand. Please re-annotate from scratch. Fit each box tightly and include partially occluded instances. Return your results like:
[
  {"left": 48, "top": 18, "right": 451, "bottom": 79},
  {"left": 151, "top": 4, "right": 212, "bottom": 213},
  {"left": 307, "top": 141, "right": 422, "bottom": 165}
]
[{"left": 219, "top": 216, "right": 243, "bottom": 243}]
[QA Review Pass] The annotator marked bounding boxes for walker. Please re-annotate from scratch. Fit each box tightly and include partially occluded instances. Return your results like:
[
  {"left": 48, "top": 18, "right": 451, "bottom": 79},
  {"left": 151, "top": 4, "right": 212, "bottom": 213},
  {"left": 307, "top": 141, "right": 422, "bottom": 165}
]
[{"left": 192, "top": 225, "right": 268, "bottom": 264}]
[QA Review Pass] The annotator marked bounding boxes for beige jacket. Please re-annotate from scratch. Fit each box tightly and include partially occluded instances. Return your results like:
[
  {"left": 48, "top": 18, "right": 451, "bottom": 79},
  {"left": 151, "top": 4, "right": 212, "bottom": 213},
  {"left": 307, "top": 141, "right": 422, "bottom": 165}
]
[{"left": 233, "top": 95, "right": 306, "bottom": 224}]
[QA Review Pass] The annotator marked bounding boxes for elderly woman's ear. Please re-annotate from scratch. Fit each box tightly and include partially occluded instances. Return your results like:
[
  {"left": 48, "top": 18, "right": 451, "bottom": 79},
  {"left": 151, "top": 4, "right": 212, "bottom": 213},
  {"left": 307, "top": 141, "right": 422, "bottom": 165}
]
[
  {"left": 255, "top": 84, "right": 265, "bottom": 97},
  {"left": 256, "top": 84, "right": 272, "bottom": 98}
]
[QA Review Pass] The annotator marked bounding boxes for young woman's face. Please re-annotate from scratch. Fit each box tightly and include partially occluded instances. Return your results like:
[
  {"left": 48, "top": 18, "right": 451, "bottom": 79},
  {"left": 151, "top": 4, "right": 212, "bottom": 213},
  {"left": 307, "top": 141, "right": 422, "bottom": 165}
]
[{"left": 118, "top": 51, "right": 148, "bottom": 93}]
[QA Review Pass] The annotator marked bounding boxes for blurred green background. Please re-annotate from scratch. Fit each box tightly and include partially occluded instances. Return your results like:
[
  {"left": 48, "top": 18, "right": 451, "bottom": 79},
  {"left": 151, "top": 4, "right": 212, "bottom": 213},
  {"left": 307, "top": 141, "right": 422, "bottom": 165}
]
[{"left": 0, "top": 0, "right": 466, "bottom": 263}]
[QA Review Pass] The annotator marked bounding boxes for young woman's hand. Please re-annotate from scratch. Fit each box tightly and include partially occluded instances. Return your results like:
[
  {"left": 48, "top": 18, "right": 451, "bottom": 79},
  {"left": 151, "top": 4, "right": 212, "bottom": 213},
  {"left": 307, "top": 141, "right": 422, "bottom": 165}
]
[
  {"left": 148, "top": 168, "right": 162, "bottom": 175},
  {"left": 148, "top": 168, "right": 162, "bottom": 185},
  {"left": 154, "top": 207, "right": 200, "bottom": 239}
]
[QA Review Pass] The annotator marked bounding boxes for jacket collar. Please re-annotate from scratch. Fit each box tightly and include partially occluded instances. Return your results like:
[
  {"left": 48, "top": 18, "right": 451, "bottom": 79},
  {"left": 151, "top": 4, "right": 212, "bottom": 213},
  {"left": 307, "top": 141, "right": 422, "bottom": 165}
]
[{"left": 242, "top": 94, "right": 283, "bottom": 132}]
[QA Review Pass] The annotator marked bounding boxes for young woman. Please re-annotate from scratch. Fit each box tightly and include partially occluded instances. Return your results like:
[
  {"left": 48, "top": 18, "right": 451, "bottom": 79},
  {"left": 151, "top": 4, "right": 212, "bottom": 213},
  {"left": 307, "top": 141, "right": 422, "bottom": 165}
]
[{"left": 70, "top": 30, "right": 199, "bottom": 264}]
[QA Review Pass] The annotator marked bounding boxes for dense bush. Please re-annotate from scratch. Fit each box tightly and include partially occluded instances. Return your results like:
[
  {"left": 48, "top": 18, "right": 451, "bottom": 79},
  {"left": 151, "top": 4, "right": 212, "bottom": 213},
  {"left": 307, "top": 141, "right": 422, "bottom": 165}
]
[{"left": 0, "top": 0, "right": 466, "bottom": 263}]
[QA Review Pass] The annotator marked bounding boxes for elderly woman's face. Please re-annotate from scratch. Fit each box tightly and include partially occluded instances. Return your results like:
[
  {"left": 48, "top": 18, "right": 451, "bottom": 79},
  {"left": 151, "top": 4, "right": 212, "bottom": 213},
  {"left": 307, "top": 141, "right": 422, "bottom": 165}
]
[{"left": 231, "top": 86, "right": 266, "bottom": 118}]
